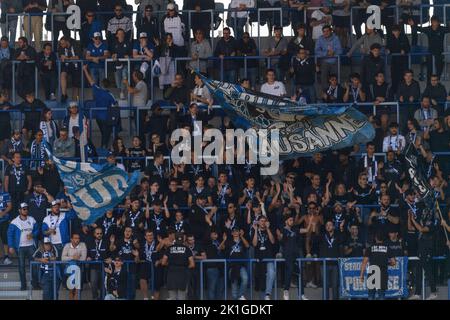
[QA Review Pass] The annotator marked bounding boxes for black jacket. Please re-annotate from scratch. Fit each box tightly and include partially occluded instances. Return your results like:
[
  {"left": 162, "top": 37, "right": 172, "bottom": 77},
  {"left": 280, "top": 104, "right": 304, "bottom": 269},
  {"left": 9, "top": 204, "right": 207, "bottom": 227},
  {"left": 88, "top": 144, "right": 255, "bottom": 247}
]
[
  {"left": 416, "top": 25, "right": 450, "bottom": 55},
  {"left": 17, "top": 98, "right": 46, "bottom": 133},
  {"left": 291, "top": 57, "right": 315, "bottom": 86},
  {"left": 213, "top": 37, "right": 238, "bottom": 70},
  {"left": 361, "top": 53, "right": 385, "bottom": 89}
]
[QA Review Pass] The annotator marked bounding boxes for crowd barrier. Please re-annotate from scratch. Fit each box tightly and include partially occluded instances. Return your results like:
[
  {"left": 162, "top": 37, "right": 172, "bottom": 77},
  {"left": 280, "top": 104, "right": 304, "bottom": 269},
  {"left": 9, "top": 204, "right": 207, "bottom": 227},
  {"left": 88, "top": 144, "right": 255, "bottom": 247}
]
[
  {"left": 28, "top": 256, "right": 448, "bottom": 300},
  {"left": 5, "top": 4, "right": 450, "bottom": 42}
]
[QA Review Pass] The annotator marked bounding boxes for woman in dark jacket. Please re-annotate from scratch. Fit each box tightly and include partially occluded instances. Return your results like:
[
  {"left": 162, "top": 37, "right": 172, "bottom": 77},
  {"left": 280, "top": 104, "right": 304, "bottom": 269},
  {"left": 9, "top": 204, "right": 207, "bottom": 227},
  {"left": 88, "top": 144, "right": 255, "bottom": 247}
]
[{"left": 156, "top": 33, "right": 184, "bottom": 90}]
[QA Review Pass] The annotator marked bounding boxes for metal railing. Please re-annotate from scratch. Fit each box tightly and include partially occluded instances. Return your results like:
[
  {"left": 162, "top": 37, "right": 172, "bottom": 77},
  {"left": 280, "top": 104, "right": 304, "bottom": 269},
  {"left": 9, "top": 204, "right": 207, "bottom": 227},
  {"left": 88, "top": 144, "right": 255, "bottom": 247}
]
[{"left": 27, "top": 256, "right": 448, "bottom": 300}]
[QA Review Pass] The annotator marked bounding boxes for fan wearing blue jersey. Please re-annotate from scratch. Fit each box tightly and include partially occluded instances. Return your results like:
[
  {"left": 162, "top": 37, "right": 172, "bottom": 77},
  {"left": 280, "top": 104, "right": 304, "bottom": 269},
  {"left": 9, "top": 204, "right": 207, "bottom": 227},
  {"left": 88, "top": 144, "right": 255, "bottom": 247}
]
[
  {"left": 83, "top": 64, "right": 120, "bottom": 149},
  {"left": 0, "top": 178, "right": 12, "bottom": 265}
]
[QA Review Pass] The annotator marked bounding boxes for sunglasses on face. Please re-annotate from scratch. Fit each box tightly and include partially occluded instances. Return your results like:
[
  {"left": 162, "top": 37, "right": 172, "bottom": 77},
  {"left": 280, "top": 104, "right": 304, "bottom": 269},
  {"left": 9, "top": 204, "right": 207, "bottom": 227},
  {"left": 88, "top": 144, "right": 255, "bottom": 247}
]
[
  {"left": 115, "top": 9, "right": 122, "bottom": 12},
  {"left": 87, "top": 14, "right": 94, "bottom": 17}
]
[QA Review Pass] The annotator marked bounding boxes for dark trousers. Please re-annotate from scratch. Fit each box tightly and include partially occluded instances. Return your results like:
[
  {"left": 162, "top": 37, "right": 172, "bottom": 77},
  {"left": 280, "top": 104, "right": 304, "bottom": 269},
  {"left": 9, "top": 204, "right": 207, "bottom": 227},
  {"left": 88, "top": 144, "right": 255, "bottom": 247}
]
[
  {"left": 206, "top": 267, "right": 224, "bottom": 300},
  {"left": 187, "top": 268, "right": 200, "bottom": 300},
  {"left": 283, "top": 256, "right": 296, "bottom": 291},
  {"left": 368, "top": 289, "right": 385, "bottom": 300},
  {"left": 52, "top": 21, "right": 70, "bottom": 50},
  {"left": 41, "top": 272, "right": 60, "bottom": 300},
  {"left": 41, "top": 71, "right": 57, "bottom": 99},
  {"left": 96, "top": 119, "right": 113, "bottom": 148},
  {"left": 391, "top": 56, "right": 409, "bottom": 95},
  {"left": 90, "top": 267, "right": 103, "bottom": 300},
  {"left": 426, "top": 54, "right": 445, "bottom": 80},
  {"left": 322, "top": 264, "right": 339, "bottom": 300},
  {"left": 415, "top": 250, "right": 437, "bottom": 295},
  {"left": 18, "top": 245, "right": 36, "bottom": 289},
  {"left": 10, "top": 190, "right": 25, "bottom": 219}
]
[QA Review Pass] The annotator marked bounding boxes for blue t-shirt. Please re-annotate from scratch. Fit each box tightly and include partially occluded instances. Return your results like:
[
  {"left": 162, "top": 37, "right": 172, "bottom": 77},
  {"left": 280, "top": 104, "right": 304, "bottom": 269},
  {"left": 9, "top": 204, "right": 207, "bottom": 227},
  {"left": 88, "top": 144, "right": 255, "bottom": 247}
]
[
  {"left": 87, "top": 42, "right": 108, "bottom": 69},
  {"left": 132, "top": 41, "right": 155, "bottom": 57},
  {"left": 0, "top": 192, "right": 11, "bottom": 223},
  {"left": 92, "top": 84, "right": 117, "bottom": 121}
]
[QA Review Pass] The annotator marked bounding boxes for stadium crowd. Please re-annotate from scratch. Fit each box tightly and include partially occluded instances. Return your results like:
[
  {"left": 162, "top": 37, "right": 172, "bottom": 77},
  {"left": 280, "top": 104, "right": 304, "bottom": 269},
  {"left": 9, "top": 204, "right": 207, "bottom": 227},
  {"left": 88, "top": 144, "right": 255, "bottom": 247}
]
[{"left": 0, "top": 0, "right": 449, "bottom": 301}]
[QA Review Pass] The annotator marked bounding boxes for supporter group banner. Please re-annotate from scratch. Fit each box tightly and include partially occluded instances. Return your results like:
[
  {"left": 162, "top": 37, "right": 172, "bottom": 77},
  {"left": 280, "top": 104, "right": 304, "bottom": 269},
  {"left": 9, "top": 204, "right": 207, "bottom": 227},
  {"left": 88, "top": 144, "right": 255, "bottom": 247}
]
[
  {"left": 46, "top": 148, "right": 139, "bottom": 224},
  {"left": 339, "top": 257, "right": 409, "bottom": 298},
  {"left": 197, "top": 72, "right": 375, "bottom": 159}
]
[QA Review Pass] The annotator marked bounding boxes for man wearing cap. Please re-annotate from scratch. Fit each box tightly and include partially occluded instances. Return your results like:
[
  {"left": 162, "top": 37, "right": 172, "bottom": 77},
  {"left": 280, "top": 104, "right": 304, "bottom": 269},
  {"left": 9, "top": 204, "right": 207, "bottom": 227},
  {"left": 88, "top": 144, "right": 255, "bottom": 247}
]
[
  {"left": 86, "top": 31, "right": 110, "bottom": 85},
  {"left": 136, "top": 5, "right": 160, "bottom": 46},
  {"left": 42, "top": 200, "right": 77, "bottom": 258},
  {"left": 25, "top": 180, "right": 54, "bottom": 239},
  {"left": 161, "top": 232, "right": 195, "bottom": 300},
  {"left": 106, "top": 151, "right": 126, "bottom": 171},
  {"left": 163, "top": 3, "right": 185, "bottom": 48},
  {"left": 107, "top": 4, "right": 132, "bottom": 48},
  {"left": 33, "top": 237, "right": 59, "bottom": 300},
  {"left": 7, "top": 202, "right": 39, "bottom": 290},
  {"left": 63, "top": 102, "right": 83, "bottom": 139},
  {"left": 190, "top": 195, "right": 217, "bottom": 242},
  {"left": 58, "top": 37, "right": 82, "bottom": 103},
  {"left": 4, "top": 152, "right": 32, "bottom": 217}
]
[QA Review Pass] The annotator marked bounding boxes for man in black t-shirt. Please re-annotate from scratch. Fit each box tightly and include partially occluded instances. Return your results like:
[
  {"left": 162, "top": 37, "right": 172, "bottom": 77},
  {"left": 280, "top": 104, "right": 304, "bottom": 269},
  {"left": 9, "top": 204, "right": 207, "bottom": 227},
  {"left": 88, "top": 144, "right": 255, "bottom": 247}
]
[
  {"left": 360, "top": 231, "right": 395, "bottom": 300},
  {"left": 344, "top": 224, "right": 365, "bottom": 257},
  {"left": 319, "top": 221, "right": 343, "bottom": 300},
  {"left": 408, "top": 208, "right": 438, "bottom": 300},
  {"left": 4, "top": 152, "right": 32, "bottom": 217},
  {"left": 252, "top": 215, "right": 276, "bottom": 300},
  {"left": 204, "top": 228, "right": 225, "bottom": 300},
  {"left": 161, "top": 232, "right": 195, "bottom": 300},
  {"left": 138, "top": 230, "right": 163, "bottom": 300},
  {"left": 86, "top": 227, "right": 110, "bottom": 300},
  {"left": 223, "top": 227, "right": 250, "bottom": 300},
  {"left": 186, "top": 234, "right": 206, "bottom": 300},
  {"left": 277, "top": 215, "right": 311, "bottom": 300}
]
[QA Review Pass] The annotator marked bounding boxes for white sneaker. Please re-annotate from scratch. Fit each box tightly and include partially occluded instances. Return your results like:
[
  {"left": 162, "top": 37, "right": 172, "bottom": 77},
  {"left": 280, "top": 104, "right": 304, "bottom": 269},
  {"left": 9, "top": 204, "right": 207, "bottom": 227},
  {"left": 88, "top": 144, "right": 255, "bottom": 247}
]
[
  {"left": 264, "top": 294, "right": 271, "bottom": 300},
  {"left": 426, "top": 293, "right": 438, "bottom": 300},
  {"left": 301, "top": 294, "right": 309, "bottom": 300},
  {"left": 306, "top": 281, "right": 318, "bottom": 289},
  {"left": 238, "top": 295, "right": 246, "bottom": 300},
  {"left": 120, "top": 92, "right": 126, "bottom": 100},
  {"left": 408, "top": 294, "right": 421, "bottom": 300},
  {"left": 283, "top": 290, "right": 289, "bottom": 300},
  {"left": 49, "top": 93, "right": 56, "bottom": 101},
  {"left": 143, "top": 297, "right": 149, "bottom": 300},
  {"left": 3, "top": 257, "right": 12, "bottom": 265}
]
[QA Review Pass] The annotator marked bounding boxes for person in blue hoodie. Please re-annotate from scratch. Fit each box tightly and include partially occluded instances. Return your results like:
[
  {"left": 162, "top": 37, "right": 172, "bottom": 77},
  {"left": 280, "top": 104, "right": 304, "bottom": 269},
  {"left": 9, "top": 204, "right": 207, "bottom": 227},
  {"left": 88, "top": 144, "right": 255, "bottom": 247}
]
[
  {"left": 42, "top": 200, "right": 77, "bottom": 258},
  {"left": 7, "top": 202, "right": 39, "bottom": 290}
]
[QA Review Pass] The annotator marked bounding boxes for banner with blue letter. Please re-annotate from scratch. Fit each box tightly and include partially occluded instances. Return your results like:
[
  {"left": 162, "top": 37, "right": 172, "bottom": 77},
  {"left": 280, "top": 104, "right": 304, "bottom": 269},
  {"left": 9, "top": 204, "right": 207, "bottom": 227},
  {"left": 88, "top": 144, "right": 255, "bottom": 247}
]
[
  {"left": 339, "top": 257, "right": 409, "bottom": 298},
  {"left": 46, "top": 148, "right": 139, "bottom": 224},
  {"left": 196, "top": 71, "right": 375, "bottom": 159}
]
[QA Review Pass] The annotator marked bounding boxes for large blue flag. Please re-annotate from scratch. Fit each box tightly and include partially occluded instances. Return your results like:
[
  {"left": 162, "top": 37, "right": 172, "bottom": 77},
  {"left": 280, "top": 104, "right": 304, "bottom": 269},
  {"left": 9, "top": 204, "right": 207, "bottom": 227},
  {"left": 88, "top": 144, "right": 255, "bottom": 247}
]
[
  {"left": 46, "top": 148, "right": 139, "bottom": 224},
  {"left": 196, "top": 72, "right": 375, "bottom": 158}
]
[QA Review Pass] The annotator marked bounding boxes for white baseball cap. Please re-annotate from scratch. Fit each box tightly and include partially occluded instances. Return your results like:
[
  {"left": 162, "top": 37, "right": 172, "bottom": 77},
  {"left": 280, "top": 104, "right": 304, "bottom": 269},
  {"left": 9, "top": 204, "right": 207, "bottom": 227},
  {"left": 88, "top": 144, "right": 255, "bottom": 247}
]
[
  {"left": 167, "top": 3, "right": 175, "bottom": 10},
  {"left": 43, "top": 237, "right": 51, "bottom": 244},
  {"left": 93, "top": 32, "right": 102, "bottom": 38},
  {"left": 139, "top": 32, "right": 148, "bottom": 39}
]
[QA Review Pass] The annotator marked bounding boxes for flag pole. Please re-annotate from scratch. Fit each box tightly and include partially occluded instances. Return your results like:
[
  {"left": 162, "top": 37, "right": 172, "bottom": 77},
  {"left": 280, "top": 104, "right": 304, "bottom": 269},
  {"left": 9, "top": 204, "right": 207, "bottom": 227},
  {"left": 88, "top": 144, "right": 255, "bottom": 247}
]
[{"left": 435, "top": 199, "right": 449, "bottom": 243}]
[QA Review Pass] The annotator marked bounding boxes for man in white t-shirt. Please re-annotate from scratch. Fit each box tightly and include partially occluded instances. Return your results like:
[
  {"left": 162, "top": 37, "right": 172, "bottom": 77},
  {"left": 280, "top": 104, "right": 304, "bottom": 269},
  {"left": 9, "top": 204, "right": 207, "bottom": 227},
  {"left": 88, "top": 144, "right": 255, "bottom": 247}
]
[
  {"left": 7, "top": 202, "right": 38, "bottom": 290},
  {"left": 310, "top": 6, "right": 332, "bottom": 40},
  {"left": 260, "top": 69, "right": 287, "bottom": 97}
]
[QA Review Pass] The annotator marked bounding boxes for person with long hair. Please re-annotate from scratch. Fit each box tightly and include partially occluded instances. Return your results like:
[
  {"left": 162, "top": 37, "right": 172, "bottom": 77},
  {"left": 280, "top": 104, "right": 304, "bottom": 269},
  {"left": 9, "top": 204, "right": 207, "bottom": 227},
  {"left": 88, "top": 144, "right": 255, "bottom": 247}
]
[{"left": 39, "top": 107, "right": 58, "bottom": 146}]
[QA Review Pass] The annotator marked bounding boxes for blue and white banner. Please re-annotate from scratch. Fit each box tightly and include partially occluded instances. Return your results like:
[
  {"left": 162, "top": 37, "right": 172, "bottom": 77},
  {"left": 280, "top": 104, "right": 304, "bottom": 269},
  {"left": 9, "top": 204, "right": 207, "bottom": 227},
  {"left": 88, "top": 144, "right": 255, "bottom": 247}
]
[
  {"left": 339, "top": 257, "right": 409, "bottom": 298},
  {"left": 46, "top": 148, "right": 139, "bottom": 224},
  {"left": 197, "top": 72, "right": 375, "bottom": 159}
]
